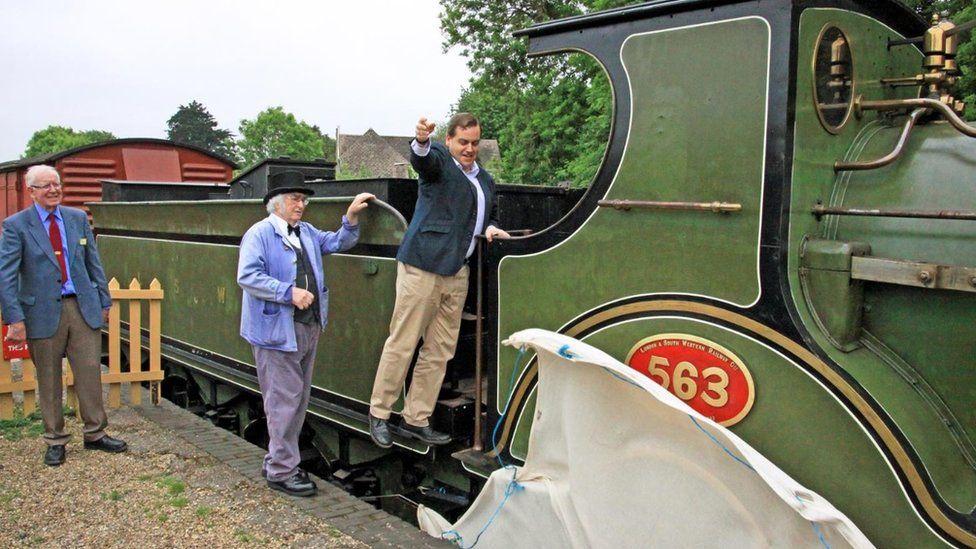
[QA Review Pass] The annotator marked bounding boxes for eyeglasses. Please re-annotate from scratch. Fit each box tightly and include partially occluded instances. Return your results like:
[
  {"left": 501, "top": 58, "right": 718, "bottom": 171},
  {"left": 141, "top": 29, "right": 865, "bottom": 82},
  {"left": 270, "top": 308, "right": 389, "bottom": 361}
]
[
  {"left": 284, "top": 193, "right": 310, "bottom": 205},
  {"left": 29, "top": 182, "right": 62, "bottom": 191}
]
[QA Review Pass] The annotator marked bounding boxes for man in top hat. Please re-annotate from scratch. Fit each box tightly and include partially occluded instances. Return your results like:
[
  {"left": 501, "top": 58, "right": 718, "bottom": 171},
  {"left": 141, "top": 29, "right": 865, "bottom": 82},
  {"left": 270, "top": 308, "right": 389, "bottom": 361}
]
[
  {"left": 0, "top": 164, "right": 127, "bottom": 466},
  {"left": 238, "top": 170, "right": 373, "bottom": 497}
]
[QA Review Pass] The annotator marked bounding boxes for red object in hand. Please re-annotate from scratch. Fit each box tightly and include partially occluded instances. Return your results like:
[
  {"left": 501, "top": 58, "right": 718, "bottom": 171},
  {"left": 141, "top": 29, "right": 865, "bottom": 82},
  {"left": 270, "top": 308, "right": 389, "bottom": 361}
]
[{"left": 2, "top": 325, "right": 30, "bottom": 360}]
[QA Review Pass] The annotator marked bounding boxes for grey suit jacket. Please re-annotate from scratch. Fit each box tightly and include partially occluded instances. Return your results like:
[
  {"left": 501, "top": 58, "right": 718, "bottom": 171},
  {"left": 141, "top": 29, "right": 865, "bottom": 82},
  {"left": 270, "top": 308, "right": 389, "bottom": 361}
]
[{"left": 0, "top": 205, "right": 112, "bottom": 338}]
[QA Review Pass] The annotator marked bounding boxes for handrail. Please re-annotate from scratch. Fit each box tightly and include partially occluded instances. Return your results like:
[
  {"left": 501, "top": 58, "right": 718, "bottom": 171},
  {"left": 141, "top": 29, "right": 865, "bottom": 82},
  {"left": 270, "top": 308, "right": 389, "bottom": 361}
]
[
  {"left": 472, "top": 239, "right": 484, "bottom": 451},
  {"left": 857, "top": 97, "right": 976, "bottom": 138},
  {"left": 834, "top": 108, "right": 927, "bottom": 171},
  {"left": 597, "top": 199, "right": 742, "bottom": 213},
  {"left": 812, "top": 205, "right": 976, "bottom": 220}
]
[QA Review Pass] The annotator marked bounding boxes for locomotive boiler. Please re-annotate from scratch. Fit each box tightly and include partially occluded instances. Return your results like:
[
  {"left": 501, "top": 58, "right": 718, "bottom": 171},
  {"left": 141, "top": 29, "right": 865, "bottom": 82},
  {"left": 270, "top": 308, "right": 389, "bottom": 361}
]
[{"left": 91, "top": 0, "right": 976, "bottom": 546}]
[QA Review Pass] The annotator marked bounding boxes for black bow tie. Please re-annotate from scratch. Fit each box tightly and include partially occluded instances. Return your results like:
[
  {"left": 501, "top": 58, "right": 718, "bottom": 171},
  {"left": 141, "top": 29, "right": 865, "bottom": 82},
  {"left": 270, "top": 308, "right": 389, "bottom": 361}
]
[{"left": 287, "top": 225, "right": 301, "bottom": 236}]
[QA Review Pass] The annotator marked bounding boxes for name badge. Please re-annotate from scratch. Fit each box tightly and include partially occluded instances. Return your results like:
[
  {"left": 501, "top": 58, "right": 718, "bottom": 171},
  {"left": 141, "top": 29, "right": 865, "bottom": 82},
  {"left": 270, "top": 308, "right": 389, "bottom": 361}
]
[{"left": 80, "top": 238, "right": 87, "bottom": 246}]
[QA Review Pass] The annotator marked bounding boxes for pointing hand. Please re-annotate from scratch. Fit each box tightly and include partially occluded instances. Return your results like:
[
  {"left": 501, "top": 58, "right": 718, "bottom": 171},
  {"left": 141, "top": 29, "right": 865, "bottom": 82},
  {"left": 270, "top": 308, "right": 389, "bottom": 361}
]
[{"left": 416, "top": 117, "right": 436, "bottom": 144}]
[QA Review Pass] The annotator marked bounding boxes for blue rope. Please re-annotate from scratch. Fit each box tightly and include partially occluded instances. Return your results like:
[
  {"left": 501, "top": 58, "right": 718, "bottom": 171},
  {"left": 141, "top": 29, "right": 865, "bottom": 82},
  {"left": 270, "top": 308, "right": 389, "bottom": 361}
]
[
  {"left": 688, "top": 416, "right": 756, "bottom": 473},
  {"left": 441, "top": 467, "right": 523, "bottom": 548},
  {"left": 606, "top": 369, "right": 832, "bottom": 544},
  {"left": 491, "top": 346, "right": 526, "bottom": 468},
  {"left": 443, "top": 346, "right": 527, "bottom": 548},
  {"left": 796, "top": 494, "right": 832, "bottom": 549},
  {"left": 690, "top": 409, "right": 832, "bottom": 546},
  {"left": 557, "top": 343, "right": 576, "bottom": 359},
  {"left": 445, "top": 348, "right": 831, "bottom": 547}
]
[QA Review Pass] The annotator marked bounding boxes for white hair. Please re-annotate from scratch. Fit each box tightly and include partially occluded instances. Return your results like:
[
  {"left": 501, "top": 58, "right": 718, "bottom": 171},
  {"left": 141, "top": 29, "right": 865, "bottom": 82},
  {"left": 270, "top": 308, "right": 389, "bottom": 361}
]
[
  {"left": 25, "top": 165, "right": 60, "bottom": 188},
  {"left": 266, "top": 194, "right": 285, "bottom": 215}
]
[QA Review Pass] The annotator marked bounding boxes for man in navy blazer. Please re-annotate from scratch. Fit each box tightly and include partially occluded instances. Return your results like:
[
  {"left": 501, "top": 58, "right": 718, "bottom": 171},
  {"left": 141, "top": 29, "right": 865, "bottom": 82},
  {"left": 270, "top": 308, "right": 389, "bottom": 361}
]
[
  {"left": 369, "top": 113, "right": 509, "bottom": 448},
  {"left": 0, "top": 165, "right": 126, "bottom": 466}
]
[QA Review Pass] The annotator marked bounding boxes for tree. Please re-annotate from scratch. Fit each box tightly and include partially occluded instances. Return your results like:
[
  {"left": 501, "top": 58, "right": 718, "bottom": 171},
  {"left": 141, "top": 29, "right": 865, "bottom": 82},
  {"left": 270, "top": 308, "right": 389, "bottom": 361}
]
[
  {"left": 166, "top": 100, "right": 237, "bottom": 160},
  {"left": 237, "top": 107, "right": 335, "bottom": 168},
  {"left": 899, "top": 2, "right": 976, "bottom": 118},
  {"left": 23, "top": 126, "right": 116, "bottom": 158},
  {"left": 440, "top": 0, "right": 636, "bottom": 187},
  {"left": 441, "top": 0, "right": 976, "bottom": 187}
]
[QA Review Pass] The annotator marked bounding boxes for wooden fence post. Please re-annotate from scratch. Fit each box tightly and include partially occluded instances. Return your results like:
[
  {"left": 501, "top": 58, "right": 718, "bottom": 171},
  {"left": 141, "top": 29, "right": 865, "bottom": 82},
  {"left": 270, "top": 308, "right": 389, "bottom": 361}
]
[
  {"left": 149, "top": 278, "right": 162, "bottom": 404},
  {"left": 107, "top": 278, "right": 122, "bottom": 409},
  {"left": 128, "top": 278, "right": 143, "bottom": 406},
  {"left": 0, "top": 277, "right": 164, "bottom": 419},
  {"left": 0, "top": 358, "right": 12, "bottom": 420}
]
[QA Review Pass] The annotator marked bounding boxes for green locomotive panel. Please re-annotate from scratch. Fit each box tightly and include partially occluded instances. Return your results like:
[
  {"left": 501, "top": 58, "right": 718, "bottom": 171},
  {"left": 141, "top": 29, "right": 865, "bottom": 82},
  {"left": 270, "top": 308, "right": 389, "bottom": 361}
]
[
  {"left": 498, "top": 16, "right": 769, "bottom": 459},
  {"left": 582, "top": 317, "right": 938, "bottom": 549},
  {"left": 92, "top": 199, "right": 410, "bottom": 434},
  {"left": 789, "top": 8, "right": 976, "bottom": 518}
]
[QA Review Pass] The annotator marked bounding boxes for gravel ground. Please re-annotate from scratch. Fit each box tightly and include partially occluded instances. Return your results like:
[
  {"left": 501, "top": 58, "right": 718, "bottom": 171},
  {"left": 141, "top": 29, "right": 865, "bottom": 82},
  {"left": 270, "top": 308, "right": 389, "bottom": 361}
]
[{"left": 0, "top": 406, "right": 366, "bottom": 548}]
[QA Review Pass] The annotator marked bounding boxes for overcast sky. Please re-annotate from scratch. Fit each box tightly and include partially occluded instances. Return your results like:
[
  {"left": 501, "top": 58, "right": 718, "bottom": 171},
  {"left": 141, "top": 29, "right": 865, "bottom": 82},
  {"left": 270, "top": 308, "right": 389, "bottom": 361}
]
[{"left": 0, "top": 0, "right": 472, "bottom": 161}]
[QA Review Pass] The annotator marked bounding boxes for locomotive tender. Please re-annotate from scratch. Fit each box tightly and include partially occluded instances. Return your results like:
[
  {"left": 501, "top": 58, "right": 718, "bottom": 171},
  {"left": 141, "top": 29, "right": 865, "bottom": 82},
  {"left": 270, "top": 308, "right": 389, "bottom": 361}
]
[{"left": 92, "top": 0, "right": 976, "bottom": 546}]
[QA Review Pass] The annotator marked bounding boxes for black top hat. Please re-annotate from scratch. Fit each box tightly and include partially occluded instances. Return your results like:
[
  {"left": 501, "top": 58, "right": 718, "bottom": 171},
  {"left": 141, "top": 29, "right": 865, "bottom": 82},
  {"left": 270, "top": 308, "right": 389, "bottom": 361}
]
[{"left": 264, "top": 170, "right": 315, "bottom": 205}]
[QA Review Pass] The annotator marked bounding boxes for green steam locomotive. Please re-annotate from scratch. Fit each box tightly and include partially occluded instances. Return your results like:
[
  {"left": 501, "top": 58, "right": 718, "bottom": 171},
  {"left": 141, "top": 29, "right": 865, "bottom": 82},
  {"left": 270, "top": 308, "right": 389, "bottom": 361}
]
[{"left": 92, "top": 0, "right": 976, "bottom": 546}]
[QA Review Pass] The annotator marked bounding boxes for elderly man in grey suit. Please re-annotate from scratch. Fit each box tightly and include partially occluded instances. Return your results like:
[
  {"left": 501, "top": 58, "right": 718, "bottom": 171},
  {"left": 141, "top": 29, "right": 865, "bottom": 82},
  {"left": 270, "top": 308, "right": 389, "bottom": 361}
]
[{"left": 0, "top": 165, "right": 127, "bottom": 466}]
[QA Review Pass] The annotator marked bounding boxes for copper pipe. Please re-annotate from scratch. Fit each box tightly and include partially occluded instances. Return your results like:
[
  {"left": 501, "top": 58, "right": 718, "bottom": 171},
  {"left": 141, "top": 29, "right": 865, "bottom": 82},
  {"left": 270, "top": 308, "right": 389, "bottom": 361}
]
[
  {"left": 835, "top": 108, "right": 927, "bottom": 171},
  {"left": 597, "top": 199, "right": 742, "bottom": 213},
  {"left": 812, "top": 205, "right": 976, "bottom": 220},
  {"left": 879, "top": 76, "right": 924, "bottom": 87},
  {"left": 858, "top": 97, "right": 976, "bottom": 137},
  {"left": 472, "top": 238, "right": 484, "bottom": 451}
]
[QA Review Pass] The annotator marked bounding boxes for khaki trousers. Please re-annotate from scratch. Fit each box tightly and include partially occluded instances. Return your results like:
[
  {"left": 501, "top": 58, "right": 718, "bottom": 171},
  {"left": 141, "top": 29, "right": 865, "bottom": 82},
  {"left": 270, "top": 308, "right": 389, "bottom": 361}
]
[
  {"left": 28, "top": 297, "right": 108, "bottom": 446},
  {"left": 370, "top": 261, "right": 468, "bottom": 427}
]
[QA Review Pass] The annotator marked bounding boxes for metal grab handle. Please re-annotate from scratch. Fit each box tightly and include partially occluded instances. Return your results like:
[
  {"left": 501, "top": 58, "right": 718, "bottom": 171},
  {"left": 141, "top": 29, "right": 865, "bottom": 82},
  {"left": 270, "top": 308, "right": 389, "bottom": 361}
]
[
  {"left": 852, "top": 256, "right": 976, "bottom": 293},
  {"left": 835, "top": 108, "right": 927, "bottom": 171},
  {"left": 857, "top": 96, "right": 976, "bottom": 138},
  {"left": 812, "top": 204, "right": 976, "bottom": 220},
  {"left": 597, "top": 199, "right": 742, "bottom": 213}
]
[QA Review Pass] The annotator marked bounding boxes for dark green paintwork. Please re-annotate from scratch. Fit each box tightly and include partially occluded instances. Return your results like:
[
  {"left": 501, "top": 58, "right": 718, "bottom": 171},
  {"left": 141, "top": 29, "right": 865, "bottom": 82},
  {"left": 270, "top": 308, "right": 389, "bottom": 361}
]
[
  {"left": 92, "top": 199, "right": 419, "bottom": 444},
  {"left": 581, "top": 318, "right": 937, "bottom": 549},
  {"left": 499, "top": 16, "right": 769, "bottom": 459},
  {"left": 798, "top": 238, "right": 870, "bottom": 350},
  {"left": 790, "top": 9, "right": 976, "bottom": 515},
  {"left": 91, "top": 198, "right": 407, "bottom": 246}
]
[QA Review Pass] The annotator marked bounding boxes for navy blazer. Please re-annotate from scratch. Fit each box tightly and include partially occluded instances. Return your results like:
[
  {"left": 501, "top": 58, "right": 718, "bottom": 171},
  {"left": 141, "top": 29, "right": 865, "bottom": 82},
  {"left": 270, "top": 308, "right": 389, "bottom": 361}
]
[
  {"left": 396, "top": 141, "right": 499, "bottom": 275},
  {"left": 0, "top": 205, "right": 112, "bottom": 339}
]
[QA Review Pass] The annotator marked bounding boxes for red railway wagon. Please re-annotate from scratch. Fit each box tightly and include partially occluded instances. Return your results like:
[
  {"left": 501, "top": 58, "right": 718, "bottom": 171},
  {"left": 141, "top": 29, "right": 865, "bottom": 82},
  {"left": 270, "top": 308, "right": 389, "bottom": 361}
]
[{"left": 0, "top": 138, "right": 237, "bottom": 219}]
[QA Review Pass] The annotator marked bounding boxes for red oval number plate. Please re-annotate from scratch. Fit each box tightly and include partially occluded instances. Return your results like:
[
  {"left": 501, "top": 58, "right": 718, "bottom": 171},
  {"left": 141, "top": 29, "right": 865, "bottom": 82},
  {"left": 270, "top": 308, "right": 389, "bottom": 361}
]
[{"left": 626, "top": 334, "right": 755, "bottom": 426}]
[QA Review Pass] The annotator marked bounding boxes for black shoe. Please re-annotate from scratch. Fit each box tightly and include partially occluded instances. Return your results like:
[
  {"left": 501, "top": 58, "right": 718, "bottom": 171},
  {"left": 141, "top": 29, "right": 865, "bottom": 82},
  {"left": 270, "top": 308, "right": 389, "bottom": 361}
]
[
  {"left": 267, "top": 473, "right": 317, "bottom": 497},
  {"left": 83, "top": 435, "right": 128, "bottom": 453},
  {"left": 401, "top": 423, "right": 451, "bottom": 446},
  {"left": 44, "top": 445, "right": 66, "bottom": 466},
  {"left": 369, "top": 414, "right": 392, "bottom": 449},
  {"left": 296, "top": 468, "right": 317, "bottom": 489}
]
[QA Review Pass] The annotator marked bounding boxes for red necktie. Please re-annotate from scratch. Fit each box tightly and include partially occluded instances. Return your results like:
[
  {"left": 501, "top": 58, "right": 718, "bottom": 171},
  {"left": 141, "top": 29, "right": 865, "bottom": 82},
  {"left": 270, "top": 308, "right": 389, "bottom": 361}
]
[{"left": 48, "top": 213, "right": 68, "bottom": 287}]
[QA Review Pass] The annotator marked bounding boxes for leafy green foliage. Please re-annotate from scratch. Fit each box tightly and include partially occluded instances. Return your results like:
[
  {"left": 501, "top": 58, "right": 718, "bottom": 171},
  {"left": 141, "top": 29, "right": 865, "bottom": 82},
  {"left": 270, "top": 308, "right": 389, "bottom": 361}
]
[
  {"left": 237, "top": 107, "right": 335, "bottom": 168},
  {"left": 23, "top": 126, "right": 116, "bottom": 158},
  {"left": 899, "top": 1, "right": 976, "bottom": 119},
  {"left": 442, "top": 0, "right": 976, "bottom": 186},
  {"left": 166, "top": 100, "right": 237, "bottom": 160},
  {"left": 440, "top": 0, "right": 636, "bottom": 187}
]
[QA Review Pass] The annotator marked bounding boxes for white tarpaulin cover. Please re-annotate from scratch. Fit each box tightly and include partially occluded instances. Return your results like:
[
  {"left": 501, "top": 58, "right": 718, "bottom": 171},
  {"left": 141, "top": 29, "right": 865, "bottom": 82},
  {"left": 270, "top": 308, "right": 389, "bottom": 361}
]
[{"left": 419, "top": 329, "right": 873, "bottom": 548}]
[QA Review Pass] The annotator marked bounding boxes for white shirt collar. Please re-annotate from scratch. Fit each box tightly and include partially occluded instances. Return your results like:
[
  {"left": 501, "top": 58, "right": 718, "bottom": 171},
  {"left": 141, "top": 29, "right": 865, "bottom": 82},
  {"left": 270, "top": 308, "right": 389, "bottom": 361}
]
[
  {"left": 267, "top": 214, "right": 301, "bottom": 247},
  {"left": 452, "top": 157, "right": 480, "bottom": 178}
]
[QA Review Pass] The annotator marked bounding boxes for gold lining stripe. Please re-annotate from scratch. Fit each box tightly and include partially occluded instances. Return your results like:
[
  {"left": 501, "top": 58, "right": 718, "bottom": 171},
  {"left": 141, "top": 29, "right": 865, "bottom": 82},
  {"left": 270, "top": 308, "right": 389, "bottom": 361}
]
[{"left": 491, "top": 300, "right": 974, "bottom": 545}]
